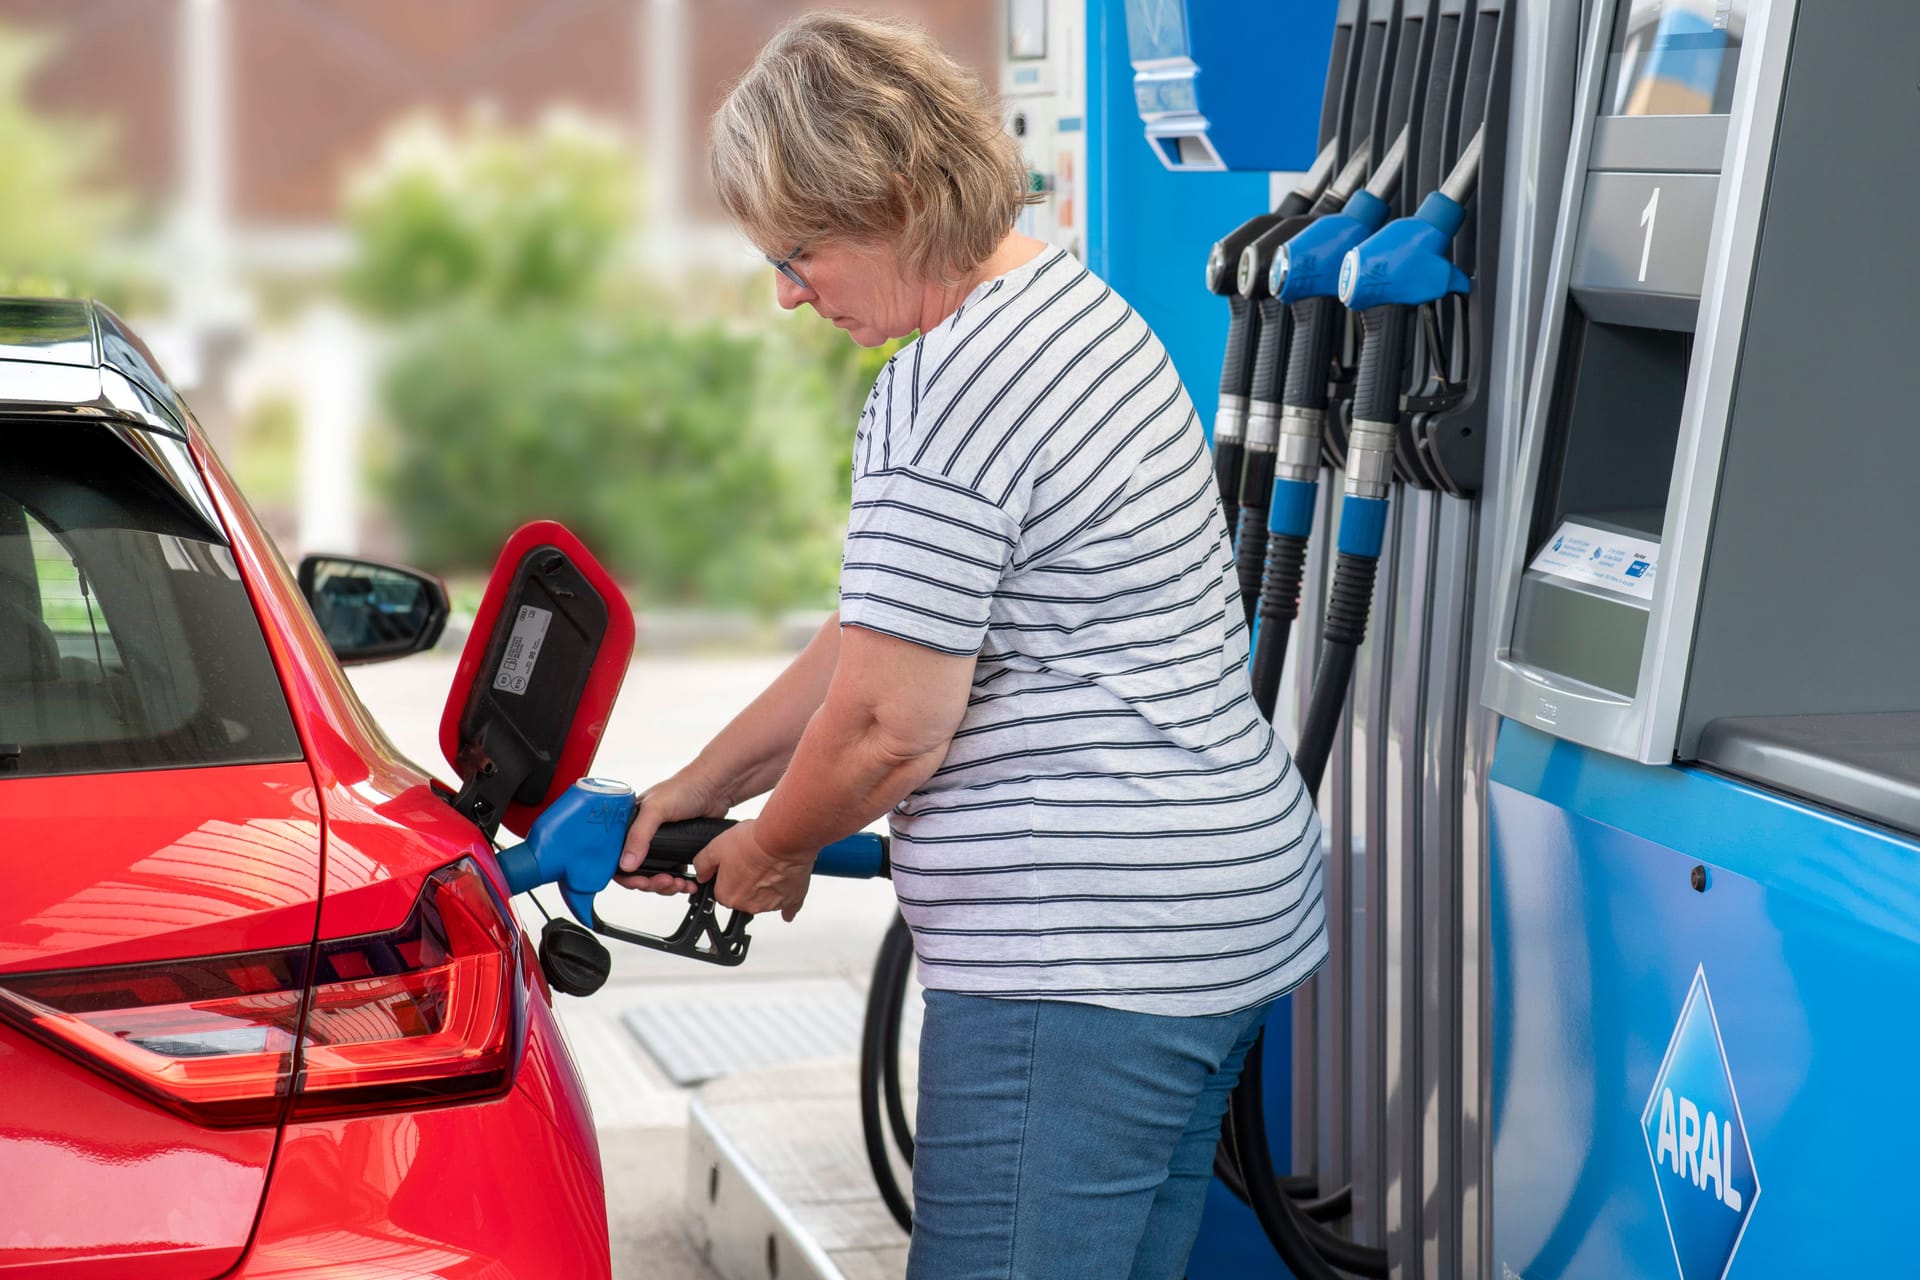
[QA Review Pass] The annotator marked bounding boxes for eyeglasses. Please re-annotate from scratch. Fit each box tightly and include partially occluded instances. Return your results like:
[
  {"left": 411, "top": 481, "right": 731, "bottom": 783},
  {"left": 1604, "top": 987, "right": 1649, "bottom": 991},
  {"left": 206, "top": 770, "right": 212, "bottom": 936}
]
[{"left": 766, "top": 244, "right": 810, "bottom": 290}]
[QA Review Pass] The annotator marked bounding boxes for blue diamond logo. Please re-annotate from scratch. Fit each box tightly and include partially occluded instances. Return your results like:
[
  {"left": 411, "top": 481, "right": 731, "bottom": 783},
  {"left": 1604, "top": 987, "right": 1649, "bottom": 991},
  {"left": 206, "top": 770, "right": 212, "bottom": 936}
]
[{"left": 1642, "top": 967, "right": 1760, "bottom": 1280}]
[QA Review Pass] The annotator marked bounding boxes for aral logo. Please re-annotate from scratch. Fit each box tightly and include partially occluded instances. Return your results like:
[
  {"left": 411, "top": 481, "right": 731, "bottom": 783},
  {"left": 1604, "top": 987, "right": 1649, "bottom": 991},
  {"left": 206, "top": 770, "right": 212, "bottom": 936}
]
[{"left": 1642, "top": 967, "right": 1760, "bottom": 1280}]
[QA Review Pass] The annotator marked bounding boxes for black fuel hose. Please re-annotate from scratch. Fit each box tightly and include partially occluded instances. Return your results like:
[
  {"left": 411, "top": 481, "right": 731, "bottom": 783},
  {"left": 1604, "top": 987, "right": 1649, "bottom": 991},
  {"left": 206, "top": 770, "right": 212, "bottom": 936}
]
[
  {"left": 1246, "top": 290, "right": 1343, "bottom": 719},
  {"left": 1293, "top": 554, "right": 1375, "bottom": 796},
  {"left": 1215, "top": 1134, "right": 1320, "bottom": 1206},
  {"left": 859, "top": 912, "right": 918, "bottom": 1233},
  {"left": 1230, "top": 1036, "right": 1389, "bottom": 1278},
  {"left": 1250, "top": 528, "right": 1312, "bottom": 720},
  {"left": 1302, "top": 1182, "right": 1354, "bottom": 1223}
]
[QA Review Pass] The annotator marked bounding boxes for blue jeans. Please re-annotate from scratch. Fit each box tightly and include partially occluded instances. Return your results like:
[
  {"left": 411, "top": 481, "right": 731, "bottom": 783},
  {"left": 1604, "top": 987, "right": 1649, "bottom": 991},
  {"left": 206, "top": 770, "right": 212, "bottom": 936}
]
[{"left": 906, "top": 989, "right": 1270, "bottom": 1280}]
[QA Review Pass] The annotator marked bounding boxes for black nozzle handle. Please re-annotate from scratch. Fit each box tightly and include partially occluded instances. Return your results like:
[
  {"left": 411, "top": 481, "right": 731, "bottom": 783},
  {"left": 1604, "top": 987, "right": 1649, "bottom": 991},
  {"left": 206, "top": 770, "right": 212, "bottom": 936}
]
[
  {"left": 1214, "top": 295, "right": 1263, "bottom": 517},
  {"left": 1234, "top": 292, "right": 1296, "bottom": 625},
  {"left": 1220, "top": 296, "right": 1259, "bottom": 401},
  {"left": 1248, "top": 297, "right": 1290, "bottom": 406},
  {"left": 1209, "top": 213, "right": 1290, "bottom": 296},
  {"left": 1350, "top": 305, "right": 1415, "bottom": 436},
  {"left": 600, "top": 813, "right": 755, "bottom": 967},
  {"left": 1282, "top": 297, "right": 1341, "bottom": 413},
  {"left": 629, "top": 814, "right": 737, "bottom": 877},
  {"left": 1250, "top": 532, "right": 1311, "bottom": 721}
]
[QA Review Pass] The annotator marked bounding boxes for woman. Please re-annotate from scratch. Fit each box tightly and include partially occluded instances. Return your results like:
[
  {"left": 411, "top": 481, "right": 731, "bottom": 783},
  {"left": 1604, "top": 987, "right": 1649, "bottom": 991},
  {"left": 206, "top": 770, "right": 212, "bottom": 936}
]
[{"left": 618, "top": 13, "right": 1326, "bottom": 1278}]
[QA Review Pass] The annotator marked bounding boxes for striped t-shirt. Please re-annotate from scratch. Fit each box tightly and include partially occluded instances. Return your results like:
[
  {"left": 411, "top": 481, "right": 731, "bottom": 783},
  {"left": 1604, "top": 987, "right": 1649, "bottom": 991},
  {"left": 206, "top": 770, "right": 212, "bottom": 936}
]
[{"left": 837, "top": 246, "right": 1327, "bottom": 1017}]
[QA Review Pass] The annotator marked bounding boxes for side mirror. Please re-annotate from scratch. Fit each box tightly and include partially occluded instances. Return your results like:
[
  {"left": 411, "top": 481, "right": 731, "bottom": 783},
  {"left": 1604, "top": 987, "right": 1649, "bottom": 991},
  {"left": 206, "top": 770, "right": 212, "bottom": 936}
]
[{"left": 298, "top": 554, "right": 450, "bottom": 665}]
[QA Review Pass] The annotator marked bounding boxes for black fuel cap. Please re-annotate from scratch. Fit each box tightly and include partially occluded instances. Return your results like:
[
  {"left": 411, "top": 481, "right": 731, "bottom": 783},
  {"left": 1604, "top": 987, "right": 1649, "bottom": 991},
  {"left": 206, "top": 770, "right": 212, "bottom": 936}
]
[{"left": 539, "top": 917, "right": 613, "bottom": 997}]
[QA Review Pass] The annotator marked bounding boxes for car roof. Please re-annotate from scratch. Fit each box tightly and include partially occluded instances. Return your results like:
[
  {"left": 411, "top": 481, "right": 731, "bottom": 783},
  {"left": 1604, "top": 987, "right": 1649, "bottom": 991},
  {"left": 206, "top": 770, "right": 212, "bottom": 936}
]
[{"left": 0, "top": 296, "right": 194, "bottom": 438}]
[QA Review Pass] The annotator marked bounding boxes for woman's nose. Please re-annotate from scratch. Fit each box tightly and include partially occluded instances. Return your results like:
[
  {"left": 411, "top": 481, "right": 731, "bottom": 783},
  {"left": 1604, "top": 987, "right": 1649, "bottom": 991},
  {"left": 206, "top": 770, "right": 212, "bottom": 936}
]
[{"left": 774, "top": 272, "right": 815, "bottom": 311}]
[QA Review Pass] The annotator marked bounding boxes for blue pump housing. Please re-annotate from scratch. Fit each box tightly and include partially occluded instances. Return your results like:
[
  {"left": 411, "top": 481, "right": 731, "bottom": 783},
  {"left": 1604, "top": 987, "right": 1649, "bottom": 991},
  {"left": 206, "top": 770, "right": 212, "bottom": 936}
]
[
  {"left": 1271, "top": 189, "right": 1393, "bottom": 302},
  {"left": 497, "top": 778, "right": 889, "bottom": 930},
  {"left": 1337, "top": 191, "right": 1473, "bottom": 311},
  {"left": 1122, "top": 0, "right": 1338, "bottom": 172}
]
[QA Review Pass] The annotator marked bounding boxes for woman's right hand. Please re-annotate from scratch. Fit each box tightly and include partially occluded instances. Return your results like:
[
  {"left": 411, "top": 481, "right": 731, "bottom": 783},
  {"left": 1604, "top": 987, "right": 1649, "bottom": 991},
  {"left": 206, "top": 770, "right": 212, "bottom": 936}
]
[{"left": 613, "top": 766, "right": 730, "bottom": 895}]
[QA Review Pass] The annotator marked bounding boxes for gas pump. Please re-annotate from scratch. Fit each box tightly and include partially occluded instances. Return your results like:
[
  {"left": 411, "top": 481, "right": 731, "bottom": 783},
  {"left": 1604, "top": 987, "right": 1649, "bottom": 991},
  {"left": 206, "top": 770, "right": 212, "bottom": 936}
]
[
  {"left": 1483, "top": 1, "right": 1920, "bottom": 1274},
  {"left": 1002, "top": 0, "right": 1088, "bottom": 257},
  {"left": 468, "top": 5, "right": 1609, "bottom": 1279},
  {"left": 1212, "top": 0, "right": 1587, "bottom": 1272},
  {"left": 1198, "top": 0, "right": 1543, "bottom": 1274}
]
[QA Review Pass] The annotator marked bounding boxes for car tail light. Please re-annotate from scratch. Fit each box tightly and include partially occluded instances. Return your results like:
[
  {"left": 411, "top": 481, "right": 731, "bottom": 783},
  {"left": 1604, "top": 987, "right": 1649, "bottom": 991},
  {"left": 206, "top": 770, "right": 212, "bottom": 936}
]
[
  {"left": 0, "top": 949, "right": 304, "bottom": 1126},
  {"left": 293, "top": 858, "right": 519, "bottom": 1118},
  {"left": 0, "top": 859, "right": 520, "bottom": 1127}
]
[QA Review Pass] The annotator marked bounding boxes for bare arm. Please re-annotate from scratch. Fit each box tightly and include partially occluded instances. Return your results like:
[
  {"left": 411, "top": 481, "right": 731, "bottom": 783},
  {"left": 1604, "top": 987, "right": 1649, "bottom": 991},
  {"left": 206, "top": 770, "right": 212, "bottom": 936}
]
[
  {"left": 617, "top": 612, "right": 841, "bottom": 880},
  {"left": 753, "top": 624, "right": 975, "bottom": 859},
  {"left": 692, "top": 611, "right": 844, "bottom": 805},
  {"left": 688, "top": 623, "right": 976, "bottom": 918}
]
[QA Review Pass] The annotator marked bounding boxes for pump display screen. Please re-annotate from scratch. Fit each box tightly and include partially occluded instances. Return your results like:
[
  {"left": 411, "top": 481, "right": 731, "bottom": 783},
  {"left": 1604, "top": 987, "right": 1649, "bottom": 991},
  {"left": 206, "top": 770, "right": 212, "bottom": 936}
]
[{"left": 1602, "top": 0, "right": 1746, "bottom": 116}]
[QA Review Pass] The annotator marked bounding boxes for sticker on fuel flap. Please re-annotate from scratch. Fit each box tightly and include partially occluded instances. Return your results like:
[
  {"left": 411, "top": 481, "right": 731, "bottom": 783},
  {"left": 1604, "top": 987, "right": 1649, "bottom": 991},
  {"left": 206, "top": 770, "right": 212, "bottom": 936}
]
[{"left": 493, "top": 605, "right": 553, "bottom": 695}]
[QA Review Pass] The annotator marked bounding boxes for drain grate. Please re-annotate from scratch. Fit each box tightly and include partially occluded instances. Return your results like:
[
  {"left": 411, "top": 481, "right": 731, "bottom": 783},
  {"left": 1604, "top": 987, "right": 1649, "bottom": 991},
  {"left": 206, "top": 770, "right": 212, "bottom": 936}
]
[{"left": 623, "top": 991, "right": 866, "bottom": 1086}]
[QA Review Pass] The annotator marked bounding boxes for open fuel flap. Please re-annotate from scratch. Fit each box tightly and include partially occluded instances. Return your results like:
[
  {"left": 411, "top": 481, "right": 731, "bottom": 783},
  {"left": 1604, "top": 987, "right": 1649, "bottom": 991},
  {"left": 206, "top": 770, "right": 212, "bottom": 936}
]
[
  {"left": 435, "top": 521, "right": 636, "bottom": 996},
  {"left": 437, "top": 520, "right": 636, "bottom": 838}
]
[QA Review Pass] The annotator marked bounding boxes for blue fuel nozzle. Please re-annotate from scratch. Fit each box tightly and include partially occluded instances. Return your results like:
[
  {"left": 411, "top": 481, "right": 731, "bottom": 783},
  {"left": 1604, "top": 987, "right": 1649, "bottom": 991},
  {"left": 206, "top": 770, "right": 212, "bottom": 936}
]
[
  {"left": 1336, "top": 191, "right": 1474, "bottom": 313},
  {"left": 497, "top": 777, "right": 891, "bottom": 966},
  {"left": 497, "top": 777, "right": 639, "bottom": 929},
  {"left": 1271, "top": 189, "right": 1396, "bottom": 303}
]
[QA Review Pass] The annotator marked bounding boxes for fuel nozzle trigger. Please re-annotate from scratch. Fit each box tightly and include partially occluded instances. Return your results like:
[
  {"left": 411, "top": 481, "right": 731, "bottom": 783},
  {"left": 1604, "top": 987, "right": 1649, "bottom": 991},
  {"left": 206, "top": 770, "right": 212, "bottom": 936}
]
[{"left": 593, "top": 813, "right": 758, "bottom": 967}]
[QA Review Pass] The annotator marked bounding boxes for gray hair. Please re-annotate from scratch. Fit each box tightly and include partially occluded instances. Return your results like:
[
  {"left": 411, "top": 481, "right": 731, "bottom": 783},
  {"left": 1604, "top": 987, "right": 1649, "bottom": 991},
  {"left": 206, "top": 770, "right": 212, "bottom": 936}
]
[{"left": 710, "top": 12, "right": 1033, "bottom": 283}]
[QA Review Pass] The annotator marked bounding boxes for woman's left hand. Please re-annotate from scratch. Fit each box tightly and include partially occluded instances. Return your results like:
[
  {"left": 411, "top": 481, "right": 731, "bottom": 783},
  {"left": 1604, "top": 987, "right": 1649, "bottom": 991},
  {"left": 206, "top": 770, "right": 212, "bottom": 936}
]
[{"left": 693, "top": 819, "right": 814, "bottom": 921}]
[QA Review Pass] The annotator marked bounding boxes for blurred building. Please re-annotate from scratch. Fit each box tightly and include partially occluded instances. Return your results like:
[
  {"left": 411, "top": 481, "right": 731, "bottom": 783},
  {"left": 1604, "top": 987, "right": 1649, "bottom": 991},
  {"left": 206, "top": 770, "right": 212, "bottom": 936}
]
[
  {"left": 0, "top": 0, "right": 996, "bottom": 558},
  {"left": 1, "top": 0, "right": 995, "bottom": 270}
]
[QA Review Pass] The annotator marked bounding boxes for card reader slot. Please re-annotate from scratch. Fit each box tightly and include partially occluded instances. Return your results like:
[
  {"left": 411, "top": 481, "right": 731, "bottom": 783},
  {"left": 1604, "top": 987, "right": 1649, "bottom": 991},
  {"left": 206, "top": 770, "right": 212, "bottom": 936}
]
[{"left": 1529, "top": 309, "right": 1691, "bottom": 559}]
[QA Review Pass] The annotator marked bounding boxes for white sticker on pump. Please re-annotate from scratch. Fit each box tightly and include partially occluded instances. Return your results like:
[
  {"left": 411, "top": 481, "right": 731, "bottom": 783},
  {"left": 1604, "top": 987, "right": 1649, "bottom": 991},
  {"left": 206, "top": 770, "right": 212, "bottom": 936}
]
[
  {"left": 1528, "top": 521, "right": 1661, "bottom": 602},
  {"left": 492, "top": 605, "right": 553, "bottom": 695}
]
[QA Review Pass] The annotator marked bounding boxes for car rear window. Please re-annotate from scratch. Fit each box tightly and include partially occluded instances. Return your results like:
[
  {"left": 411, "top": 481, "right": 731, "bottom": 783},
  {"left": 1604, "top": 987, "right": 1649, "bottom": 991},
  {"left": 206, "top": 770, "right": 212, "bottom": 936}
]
[{"left": 0, "top": 420, "right": 303, "bottom": 778}]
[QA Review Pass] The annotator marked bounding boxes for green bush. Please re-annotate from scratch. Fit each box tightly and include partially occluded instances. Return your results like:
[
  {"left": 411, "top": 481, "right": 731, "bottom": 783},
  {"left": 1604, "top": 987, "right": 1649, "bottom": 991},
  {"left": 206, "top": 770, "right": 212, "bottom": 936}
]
[
  {"left": 381, "top": 309, "right": 862, "bottom": 612},
  {"left": 0, "top": 24, "right": 142, "bottom": 303},
  {"left": 344, "top": 112, "right": 633, "bottom": 318},
  {"left": 347, "top": 110, "right": 900, "bottom": 612}
]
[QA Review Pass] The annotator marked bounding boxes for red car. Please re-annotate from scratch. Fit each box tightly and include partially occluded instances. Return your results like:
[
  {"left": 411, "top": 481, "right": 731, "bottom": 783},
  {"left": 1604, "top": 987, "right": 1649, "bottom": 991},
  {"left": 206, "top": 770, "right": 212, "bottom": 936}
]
[{"left": 0, "top": 297, "right": 619, "bottom": 1278}]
